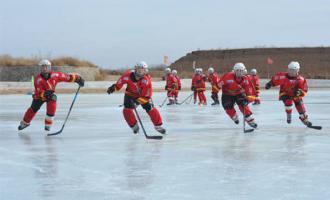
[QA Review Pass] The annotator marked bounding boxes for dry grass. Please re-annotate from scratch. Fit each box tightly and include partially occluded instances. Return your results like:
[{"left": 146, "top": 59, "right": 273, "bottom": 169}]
[
  {"left": 0, "top": 54, "right": 97, "bottom": 68},
  {"left": 0, "top": 55, "right": 38, "bottom": 66}
]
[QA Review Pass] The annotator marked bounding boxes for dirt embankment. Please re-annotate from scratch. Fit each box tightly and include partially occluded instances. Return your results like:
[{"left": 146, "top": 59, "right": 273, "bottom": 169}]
[
  {"left": 170, "top": 47, "right": 330, "bottom": 79},
  {"left": 0, "top": 66, "right": 102, "bottom": 81}
]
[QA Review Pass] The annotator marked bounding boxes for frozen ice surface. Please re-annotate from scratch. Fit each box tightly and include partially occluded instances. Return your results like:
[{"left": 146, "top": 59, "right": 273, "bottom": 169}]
[{"left": 1, "top": 89, "right": 330, "bottom": 200}]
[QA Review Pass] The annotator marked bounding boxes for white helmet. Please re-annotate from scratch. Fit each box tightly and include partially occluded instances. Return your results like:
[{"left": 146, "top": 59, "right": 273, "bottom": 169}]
[
  {"left": 165, "top": 67, "right": 171, "bottom": 74},
  {"left": 233, "top": 63, "right": 246, "bottom": 77},
  {"left": 196, "top": 68, "right": 202, "bottom": 74},
  {"left": 172, "top": 69, "right": 177, "bottom": 75},
  {"left": 250, "top": 68, "right": 257, "bottom": 75},
  {"left": 38, "top": 59, "right": 51, "bottom": 66},
  {"left": 135, "top": 61, "right": 148, "bottom": 77},
  {"left": 195, "top": 68, "right": 199, "bottom": 74},
  {"left": 208, "top": 67, "right": 214, "bottom": 74},
  {"left": 288, "top": 61, "right": 300, "bottom": 77},
  {"left": 38, "top": 59, "right": 52, "bottom": 73}
]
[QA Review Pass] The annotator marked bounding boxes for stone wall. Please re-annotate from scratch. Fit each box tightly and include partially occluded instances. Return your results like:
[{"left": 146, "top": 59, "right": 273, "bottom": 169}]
[{"left": 0, "top": 66, "right": 101, "bottom": 81}]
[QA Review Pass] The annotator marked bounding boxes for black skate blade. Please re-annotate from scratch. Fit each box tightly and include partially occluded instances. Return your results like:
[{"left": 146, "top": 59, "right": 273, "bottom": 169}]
[
  {"left": 244, "top": 128, "right": 254, "bottom": 133},
  {"left": 146, "top": 135, "right": 163, "bottom": 140},
  {"left": 47, "top": 131, "right": 62, "bottom": 136}
]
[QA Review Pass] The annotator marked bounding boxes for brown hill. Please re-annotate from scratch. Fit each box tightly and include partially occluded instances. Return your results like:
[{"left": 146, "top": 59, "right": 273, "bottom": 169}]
[{"left": 170, "top": 47, "right": 330, "bottom": 79}]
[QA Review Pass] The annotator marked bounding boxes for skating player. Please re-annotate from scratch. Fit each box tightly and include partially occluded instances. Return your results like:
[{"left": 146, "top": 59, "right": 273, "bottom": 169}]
[
  {"left": 191, "top": 68, "right": 207, "bottom": 105},
  {"left": 265, "top": 61, "right": 315, "bottom": 127},
  {"left": 207, "top": 67, "right": 220, "bottom": 105},
  {"left": 218, "top": 63, "right": 257, "bottom": 128},
  {"left": 164, "top": 68, "right": 177, "bottom": 105},
  {"left": 18, "top": 59, "right": 85, "bottom": 131},
  {"left": 107, "top": 61, "right": 166, "bottom": 134},
  {"left": 172, "top": 69, "right": 181, "bottom": 104},
  {"left": 249, "top": 69, "right": 261, "bottom": 105}
]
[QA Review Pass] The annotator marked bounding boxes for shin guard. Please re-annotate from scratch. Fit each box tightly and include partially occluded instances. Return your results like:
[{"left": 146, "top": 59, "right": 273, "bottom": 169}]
[
  {"left": 147, "top": 108, "right": 163, "bottom": 126},
  {"left": 123, "top": 108, "right": 137, "bottom": 127},
  {"left": 23, "top": 108, "right": 37, "bottom": 124}
]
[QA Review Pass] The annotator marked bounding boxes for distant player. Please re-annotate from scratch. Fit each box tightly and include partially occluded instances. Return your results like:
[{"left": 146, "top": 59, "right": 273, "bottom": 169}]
[
  {"left": 107, "top": 61, "right": 166, "bottom": 134},
  {"left": 164, "top": 67, "right": 177, "bottom": 105},
  {"left": 218, "top": 63, "right": 257, "bottom": 128},
  {"left": 207, "top": 67, "right": 220, "bottom": 105},
  {"left": 18, "top": 59, "right": 85, "bottom": 131},
  {"left": 265, "top": 61, "right": 313, "bottom": 127},
  {"left": 172, "top": 69, "right": 181, "bottom": 104},
  {"left": 191, "top": 68, "right": 207, "bottom": 105},
  {"left": 248, "top": 68, "right": 261, "bottom": 105}
]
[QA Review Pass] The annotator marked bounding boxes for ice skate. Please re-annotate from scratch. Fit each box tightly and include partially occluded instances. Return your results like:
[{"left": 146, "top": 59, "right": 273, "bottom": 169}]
[
  {"left": 45, "top": 125, "right": 51, "bottom": 131},
  {"left": 232, "top": 115, "right": 239, "bottom": 124},
  {"left": 131, "top": 123, "right": 139, "bottom": 134},
  {"left": 18, "top": 121, "right": 30, "bottom": 131},
  {"left": 287, "top": 113, "right": 292, "bottom": 124},
  {"left": 247, "top": 121, "right": 258, "bottom": 128},
  {"left": 300, "top": 114, "right": 312, "bottom": 127},
  {"left": 154, "top": 125, "right": 166, "bottom": 134}
]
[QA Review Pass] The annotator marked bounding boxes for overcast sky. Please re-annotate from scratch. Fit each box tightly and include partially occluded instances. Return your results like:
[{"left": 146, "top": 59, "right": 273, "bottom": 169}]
[{"left": 1, "top": 0, "right": 329, "bottom": 68}]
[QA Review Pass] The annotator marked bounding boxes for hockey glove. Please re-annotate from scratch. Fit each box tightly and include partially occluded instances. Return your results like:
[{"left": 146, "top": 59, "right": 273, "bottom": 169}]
[
  {"left": 265, "top": 82, "right": 272, "bottom": 90},
  {"left": 107, "top": 84, "right": 116, "bottom": 94},
  {"left": 191, "top": 86, "right": 195, "bottom": 91},
  {"left": 44, "top": 90, "right": 57, "bottom": 101},
  {"left": 294, "top": 89, "right": 303, "bottom": 97},
  {"left": 165, "top": 85, "right": 168, "bottom": 90},
  {"left": 75, "top": 76, "right": 85, "bottom": 87}
]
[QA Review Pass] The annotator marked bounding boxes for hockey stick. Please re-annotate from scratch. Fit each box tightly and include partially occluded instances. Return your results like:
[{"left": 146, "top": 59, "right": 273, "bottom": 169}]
[
  {"left": 187, "top": 93, "right": 193, "bottom": 104},
  {"left": 307, "top": 124, "right": 322, "bottom": 130},
  {"left": 159, "top": 96, "right": 168, "bottom": 107},
  {"left": 133, "top": 107, "right": 163, "bottom": 140},
  {"left": 177, "top": 93, "right": 194, "bottom": 105},
  {"left": 47, "top": 86, "right": 81, "bottom": 136},
  {"left": 243, "top": 105, "right": 254, "bottom": 133}
]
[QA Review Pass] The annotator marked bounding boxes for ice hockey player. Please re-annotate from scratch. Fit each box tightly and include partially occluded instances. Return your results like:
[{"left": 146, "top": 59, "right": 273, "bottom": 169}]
[
  {"left": 164, "top": 67, "right": 178, "bottom": 105},
  {"left": 249, "top": 68, "right": 261, "bottom": 105},
  {"left": 107, "top": 61, "right": 166, "bottom": 134},
  {"left": 191, "top": 68, "right": 207, "bottom": 105},
  {"left": 18, "top": 59, "right": 85, "bottom": 131},
  {"left": 207, "top": 67, "right": 220, "bottom": 105},
  {"left": 218, "top": 63, "right": 257, "bottom": 128},
  {"left": 172, "top": 69, "right": 181, "bottom": 104},
  {"left": 265, "top": 61, "right": 313, "bottom": 126}
]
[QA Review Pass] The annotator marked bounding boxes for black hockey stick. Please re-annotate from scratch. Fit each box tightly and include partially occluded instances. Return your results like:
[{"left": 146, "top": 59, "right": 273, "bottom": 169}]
[
  {"left": 307, "top": 124, "right": 322, "bottom": 130},
  {"left": 243, "top": 105, "right": 254, "bottom": 133},
  {"left": 159, "top": 96, "right": 168, "bottom": 107},
  {"left": 133, "top": 107, "right": 163, "bottom": 140},
  {"left": 47, "top": 86, "right": 81, "bottom": 136},
  {"left": 177, "top": 93, "right": 194, "bottom": 105}
]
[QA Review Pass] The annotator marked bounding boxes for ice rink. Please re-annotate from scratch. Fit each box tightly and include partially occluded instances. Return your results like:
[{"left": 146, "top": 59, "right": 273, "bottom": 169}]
[{"left": 1, "top": 89, "right": 330, "bottom": 200}]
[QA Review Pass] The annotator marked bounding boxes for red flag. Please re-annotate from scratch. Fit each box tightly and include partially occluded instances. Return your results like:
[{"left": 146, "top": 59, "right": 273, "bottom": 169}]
[{"left": 267, "top": 57, "right": 274, "bottom": 65}]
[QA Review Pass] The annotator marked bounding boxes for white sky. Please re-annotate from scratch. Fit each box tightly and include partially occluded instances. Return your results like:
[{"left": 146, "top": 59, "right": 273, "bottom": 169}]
[{"left": 1, "top": 0, "right": 329, "bottom": 68}]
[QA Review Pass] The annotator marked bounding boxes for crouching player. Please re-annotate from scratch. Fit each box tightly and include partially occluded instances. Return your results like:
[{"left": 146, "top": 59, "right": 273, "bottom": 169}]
[{"left": 218, "top": 63, "right": 257, "bottom": 128}]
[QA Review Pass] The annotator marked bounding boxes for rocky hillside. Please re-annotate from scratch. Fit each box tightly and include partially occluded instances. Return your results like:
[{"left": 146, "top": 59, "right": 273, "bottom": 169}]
[{"left": 170, "top": 47, "right": 330, "bottom": 79}]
